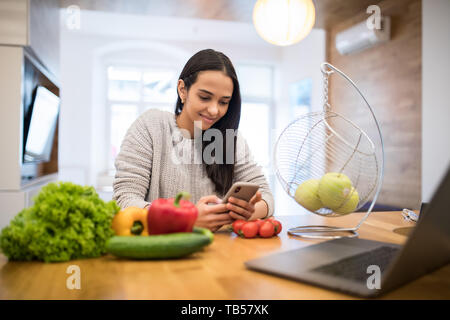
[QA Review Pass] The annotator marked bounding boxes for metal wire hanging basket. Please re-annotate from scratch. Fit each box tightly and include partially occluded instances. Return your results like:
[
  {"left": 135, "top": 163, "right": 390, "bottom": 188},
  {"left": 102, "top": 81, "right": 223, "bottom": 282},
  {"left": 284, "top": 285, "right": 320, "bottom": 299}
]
[{"left": 273, "top": 62, "right": 385, "bottom": 239}]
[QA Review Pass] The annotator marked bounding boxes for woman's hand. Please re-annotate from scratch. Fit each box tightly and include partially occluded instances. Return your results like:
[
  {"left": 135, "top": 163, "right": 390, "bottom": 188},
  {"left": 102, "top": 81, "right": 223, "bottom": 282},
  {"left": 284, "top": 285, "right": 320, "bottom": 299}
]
[
  {"left": 195, "top": 195, "right": 234, "bottom": 232},
  {"left": 226, "top": 191, "right": 264, "bottom": 221}
]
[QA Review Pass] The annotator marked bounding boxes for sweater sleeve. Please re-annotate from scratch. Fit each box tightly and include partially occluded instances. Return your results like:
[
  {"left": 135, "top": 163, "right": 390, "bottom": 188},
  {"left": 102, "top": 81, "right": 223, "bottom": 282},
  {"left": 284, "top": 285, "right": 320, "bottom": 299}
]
[
  {"left": 233, "top": 131, "right": 275, "bottom": 217},
  {"left": 112, "top": 116, "right": 153, "bottom": 209}
]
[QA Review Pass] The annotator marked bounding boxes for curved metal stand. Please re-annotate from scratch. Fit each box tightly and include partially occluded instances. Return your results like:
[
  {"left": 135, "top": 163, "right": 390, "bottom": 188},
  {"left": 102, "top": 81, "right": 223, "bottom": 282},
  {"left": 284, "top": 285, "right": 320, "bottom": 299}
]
[
  {"left": 287, "top": 62, "right": 385, "bottom": 240},
  {"left": 288, "top": 225, "right": 358, "bottom": 239}
]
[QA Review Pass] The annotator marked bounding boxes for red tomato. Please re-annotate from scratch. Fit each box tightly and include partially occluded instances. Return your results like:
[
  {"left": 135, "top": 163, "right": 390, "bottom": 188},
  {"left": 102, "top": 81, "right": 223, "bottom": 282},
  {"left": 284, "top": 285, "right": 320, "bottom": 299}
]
[
  {"left": 232, "top": 219, "right": 246, "bottom": 235},
  {"left": 240, "top": 221, "right": 259, "bottom": 238},
  {"left": 259, "top": 220, "right": 275, "bottom": 238},
  {"left": 270, "top": 219, "right": 282, "bottom": 235},
  {"left": 255, "top": 219, "right": 265, "bottom": 228}
]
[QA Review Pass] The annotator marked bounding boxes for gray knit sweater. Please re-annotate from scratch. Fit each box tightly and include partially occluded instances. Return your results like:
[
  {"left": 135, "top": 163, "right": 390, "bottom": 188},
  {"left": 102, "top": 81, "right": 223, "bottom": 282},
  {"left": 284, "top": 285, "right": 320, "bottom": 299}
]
[{"left": 113, "top": 109, "right": 274, "bottom": 217}]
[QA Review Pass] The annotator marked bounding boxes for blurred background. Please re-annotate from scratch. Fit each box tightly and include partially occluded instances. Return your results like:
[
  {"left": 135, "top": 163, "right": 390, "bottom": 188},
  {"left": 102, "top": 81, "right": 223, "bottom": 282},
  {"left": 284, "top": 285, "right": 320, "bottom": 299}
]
[{"left": 0, "top": 0, "right": 449, "bottom": 229}]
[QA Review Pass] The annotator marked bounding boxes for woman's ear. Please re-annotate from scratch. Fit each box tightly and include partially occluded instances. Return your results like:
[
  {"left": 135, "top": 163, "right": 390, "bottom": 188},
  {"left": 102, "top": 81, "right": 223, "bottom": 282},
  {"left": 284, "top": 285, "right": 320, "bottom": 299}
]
[{"left": 177, "top": 79, "right": 186, "bottom": 103}]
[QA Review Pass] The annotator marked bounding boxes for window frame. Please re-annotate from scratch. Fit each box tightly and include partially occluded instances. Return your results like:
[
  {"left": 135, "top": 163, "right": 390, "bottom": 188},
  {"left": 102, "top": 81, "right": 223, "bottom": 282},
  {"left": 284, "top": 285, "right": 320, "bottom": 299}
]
[
  {"left": 104, "top": 63, "right": 178, "bottom": 173},
  {"left": 101, "top": 62, "right": 277, "bottom": 194},
  {"left": 236, "top": 63, "right": 276, "bottom": 193}
]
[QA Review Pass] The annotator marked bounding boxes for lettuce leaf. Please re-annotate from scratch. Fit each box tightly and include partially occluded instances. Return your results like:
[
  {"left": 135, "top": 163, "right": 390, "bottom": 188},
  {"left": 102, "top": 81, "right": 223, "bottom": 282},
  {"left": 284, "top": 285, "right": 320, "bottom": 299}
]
[{"left": 0, "top": 182, "right": 120, "bottom": 262}]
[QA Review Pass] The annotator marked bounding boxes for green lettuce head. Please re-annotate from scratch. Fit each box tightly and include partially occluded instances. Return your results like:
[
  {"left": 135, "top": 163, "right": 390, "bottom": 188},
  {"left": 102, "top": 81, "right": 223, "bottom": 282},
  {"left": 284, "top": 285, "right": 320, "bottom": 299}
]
[{"left": 0, "top": 182, "right": 120, "bottom": 262}]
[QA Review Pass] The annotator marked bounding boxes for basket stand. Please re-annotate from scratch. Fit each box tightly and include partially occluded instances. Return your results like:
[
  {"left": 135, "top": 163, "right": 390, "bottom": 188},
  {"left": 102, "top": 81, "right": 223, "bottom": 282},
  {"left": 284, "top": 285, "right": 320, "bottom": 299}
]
[{"left": 286, "top": 62, "right": 385, "bottom": 240}]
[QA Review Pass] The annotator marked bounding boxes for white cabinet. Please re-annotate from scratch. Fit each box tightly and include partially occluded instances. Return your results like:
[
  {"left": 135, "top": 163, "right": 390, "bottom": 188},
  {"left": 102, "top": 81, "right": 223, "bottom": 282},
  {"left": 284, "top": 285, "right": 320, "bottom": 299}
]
[
  {"left": 0, "top": 0, "right": 28, "bottom": 46},
  {"left": 0, "top": 46, "right": 23, "bottom": 190},
  {"left": 0, "top": 174, "right": 57, "bottom": 230},
  {"left": 0, "top": 0, "right": 59, "bottom": 228}
]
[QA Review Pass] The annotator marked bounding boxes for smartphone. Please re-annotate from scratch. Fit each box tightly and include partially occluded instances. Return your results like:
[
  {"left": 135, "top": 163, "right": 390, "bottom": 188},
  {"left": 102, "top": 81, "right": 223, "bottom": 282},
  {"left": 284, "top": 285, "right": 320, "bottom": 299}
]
[{"left": 221, "top": 182, "right": 260, "bottom": 204}]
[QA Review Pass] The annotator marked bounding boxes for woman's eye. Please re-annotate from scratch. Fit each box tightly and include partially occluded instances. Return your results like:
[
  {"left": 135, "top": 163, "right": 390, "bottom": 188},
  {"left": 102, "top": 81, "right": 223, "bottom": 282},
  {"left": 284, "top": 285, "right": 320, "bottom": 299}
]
[{"left": 199, "top": 95, "right": 228, "bottom": 105}]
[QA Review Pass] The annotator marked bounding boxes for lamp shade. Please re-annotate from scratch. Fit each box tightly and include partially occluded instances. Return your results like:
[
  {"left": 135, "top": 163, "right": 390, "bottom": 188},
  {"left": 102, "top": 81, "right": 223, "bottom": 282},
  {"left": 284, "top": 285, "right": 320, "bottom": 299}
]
[{"left": 253, "top": 0, "right": 316, "bottom": 46}]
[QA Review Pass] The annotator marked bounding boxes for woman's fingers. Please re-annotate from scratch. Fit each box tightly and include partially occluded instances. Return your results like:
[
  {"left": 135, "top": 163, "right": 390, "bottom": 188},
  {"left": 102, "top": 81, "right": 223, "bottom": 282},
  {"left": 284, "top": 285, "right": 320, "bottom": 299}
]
[
  {"left": 208, "top": 213, "right": 234, "bottom": 228},
  {"left": 224, "top": 192, "right": 263, "bottom": 220},
  {"left": 227, "top": 207, "right": 252, "bottom": 220},
  {"left": 249, "top": 191, "right": 262, "bottom": 205},
  {"left": 227, "top": 198, "right": 254, "bottom": 219},
  {"left": 207, "top": 203, "right": 229, "bottom": 214},
  {"left": 228, "top": 197, "right": 251, "bottom": 210},
  {"left": 210, "top": 213, "right": 233, "bottom": 223},
  {"left": 229, "top": 211, "right": 249, "bottom": 221},
  {"left": 211, "top": 218, "right": 234, "bottom": 229},
  {"left": 196, "top": 193, "right": 264, "bottom": 230},
  {"left": 199, "top": 195, "right": 222, "bottom": 205},
  {"left": 227, "top": 202, "right": 251, "bottom": 217}
]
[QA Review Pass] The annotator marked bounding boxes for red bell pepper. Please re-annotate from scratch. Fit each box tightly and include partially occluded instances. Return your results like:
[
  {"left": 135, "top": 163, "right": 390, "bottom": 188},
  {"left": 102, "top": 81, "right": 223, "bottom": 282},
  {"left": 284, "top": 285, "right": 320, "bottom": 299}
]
[{"left": 147, "top": 191, "right": 198, "bottom": 235}]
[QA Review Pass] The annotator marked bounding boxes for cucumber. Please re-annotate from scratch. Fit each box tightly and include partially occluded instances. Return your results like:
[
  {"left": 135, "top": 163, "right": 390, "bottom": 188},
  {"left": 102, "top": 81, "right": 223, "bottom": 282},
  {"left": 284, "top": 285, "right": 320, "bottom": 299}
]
[
  {"left": 106, "top": 227, "right": 214, "bottom": 260},
  {"left": 193, "top": 226, "right": 214, "bottom": 244}
]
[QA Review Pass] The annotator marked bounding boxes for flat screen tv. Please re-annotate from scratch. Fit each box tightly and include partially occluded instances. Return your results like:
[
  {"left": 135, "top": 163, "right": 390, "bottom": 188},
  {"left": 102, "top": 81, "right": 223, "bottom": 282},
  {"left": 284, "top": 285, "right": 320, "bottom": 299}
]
[{"left": 23, "top": 86, "right": 60, "bottom": 163}]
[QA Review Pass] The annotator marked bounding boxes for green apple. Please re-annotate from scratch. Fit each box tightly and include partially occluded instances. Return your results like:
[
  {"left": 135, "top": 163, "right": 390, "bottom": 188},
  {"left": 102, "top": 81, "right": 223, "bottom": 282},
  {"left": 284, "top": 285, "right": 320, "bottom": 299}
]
[
  {"left": 335, "top": 187, "right": 359, "bottom": 214},
  {"left": 294, "top": 179, "right": 323, "bottom": 212},
  {"left": 318, "top": 172, "right": 353, "bottom": 210}
]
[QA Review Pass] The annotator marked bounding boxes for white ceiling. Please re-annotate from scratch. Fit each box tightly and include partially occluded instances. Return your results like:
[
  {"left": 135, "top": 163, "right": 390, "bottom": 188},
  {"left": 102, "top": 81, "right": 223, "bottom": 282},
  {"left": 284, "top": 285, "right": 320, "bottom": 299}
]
[{"left": 59, "top": 0, "right": 385, "bottom": 29}]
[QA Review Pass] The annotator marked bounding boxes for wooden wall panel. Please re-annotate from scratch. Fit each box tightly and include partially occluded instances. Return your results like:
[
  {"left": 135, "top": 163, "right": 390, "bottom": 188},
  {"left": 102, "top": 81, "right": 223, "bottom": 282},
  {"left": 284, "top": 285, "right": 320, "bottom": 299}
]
[{"left": 326, "top": 0, "right": 421, "bottom": 209}]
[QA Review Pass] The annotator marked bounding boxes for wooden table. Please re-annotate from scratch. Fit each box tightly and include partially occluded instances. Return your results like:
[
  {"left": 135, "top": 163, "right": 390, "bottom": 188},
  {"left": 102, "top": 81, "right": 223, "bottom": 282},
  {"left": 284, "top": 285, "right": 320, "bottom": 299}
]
[{"left": 0, "top": 211, "right": 449, "bottom": 299}]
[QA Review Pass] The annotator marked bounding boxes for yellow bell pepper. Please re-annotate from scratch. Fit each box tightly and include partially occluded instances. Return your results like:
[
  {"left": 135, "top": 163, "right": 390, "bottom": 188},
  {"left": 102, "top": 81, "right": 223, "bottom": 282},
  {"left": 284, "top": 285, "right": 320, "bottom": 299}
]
[{"left": 112, "top": 206, "right": 148, "bottom": 236}]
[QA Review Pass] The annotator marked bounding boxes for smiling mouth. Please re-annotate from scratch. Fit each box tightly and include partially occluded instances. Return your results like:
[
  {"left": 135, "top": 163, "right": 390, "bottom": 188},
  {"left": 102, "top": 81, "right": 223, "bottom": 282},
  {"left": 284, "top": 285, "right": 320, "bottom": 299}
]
[{"left": 199, "top": 114, "right": 217, "bottom": 123}]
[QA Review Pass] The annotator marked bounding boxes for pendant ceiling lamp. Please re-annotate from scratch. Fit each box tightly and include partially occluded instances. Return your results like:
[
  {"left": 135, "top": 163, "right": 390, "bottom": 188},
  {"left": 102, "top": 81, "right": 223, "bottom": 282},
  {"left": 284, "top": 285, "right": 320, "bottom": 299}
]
[{"left": 253, "top": 0, "right": 316, "bottom": 46}]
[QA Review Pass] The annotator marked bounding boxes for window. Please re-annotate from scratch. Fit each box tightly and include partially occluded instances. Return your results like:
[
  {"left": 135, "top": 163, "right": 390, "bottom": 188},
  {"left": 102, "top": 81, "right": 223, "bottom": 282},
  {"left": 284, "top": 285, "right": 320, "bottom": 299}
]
[
  {"left": 105, "top": 63, "right": 275, "bottom": 193},
  {"left": 236, "top": 64, "right": 274, "bottom": 189},
  {"left": 288, "top": 77, "right": 314, "bottom": 179},
  {"left": 106, "top": 65, "right": 178, "bottom": 170},
  {"left": 289, "top": 77, "right": 312, "bottom": 118},
  {"left": 239, "top": 102, "right": 270, "bottom": 167}
]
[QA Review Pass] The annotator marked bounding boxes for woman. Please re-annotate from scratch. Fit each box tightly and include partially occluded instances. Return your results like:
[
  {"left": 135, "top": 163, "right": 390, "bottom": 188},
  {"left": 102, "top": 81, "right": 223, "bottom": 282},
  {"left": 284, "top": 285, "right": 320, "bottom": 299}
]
[{"left": 113, "top": 49, "right": 274, "bottom": 232}]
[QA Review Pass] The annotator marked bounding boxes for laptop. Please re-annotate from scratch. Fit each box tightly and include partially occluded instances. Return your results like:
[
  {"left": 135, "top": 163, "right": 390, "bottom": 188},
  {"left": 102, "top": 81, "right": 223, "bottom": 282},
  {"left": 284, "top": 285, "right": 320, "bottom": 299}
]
[{"left": 245, "top": 166, "right": 450, "bottom": 298}]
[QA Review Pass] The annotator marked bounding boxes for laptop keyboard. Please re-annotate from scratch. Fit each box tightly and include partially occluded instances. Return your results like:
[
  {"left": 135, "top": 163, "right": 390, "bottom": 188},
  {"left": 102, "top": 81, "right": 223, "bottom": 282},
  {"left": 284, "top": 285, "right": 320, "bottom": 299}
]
[{"left": 311, "top": 246, "right": 400, "bottom": 283}]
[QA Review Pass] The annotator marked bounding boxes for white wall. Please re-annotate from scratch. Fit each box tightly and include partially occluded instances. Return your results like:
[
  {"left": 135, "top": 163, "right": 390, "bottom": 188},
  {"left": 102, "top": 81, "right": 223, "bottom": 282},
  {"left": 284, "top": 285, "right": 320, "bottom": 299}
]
[
  {"left": 59, "top": 10, "right": 280, "bottom": 185},
  {"left": 422, "top": 0, "right": 450, "bottom": 202},
  {"left": 59, "top": 9, "right": 326, "bottom": 215},
  {"left": 273, "top": 30, "right": 326, "bottom": 215}
]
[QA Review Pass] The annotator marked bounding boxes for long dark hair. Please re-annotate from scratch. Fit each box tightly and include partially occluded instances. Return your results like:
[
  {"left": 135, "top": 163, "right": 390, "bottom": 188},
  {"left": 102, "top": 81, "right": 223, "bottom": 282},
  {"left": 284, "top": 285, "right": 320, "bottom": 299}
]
[{"left": 175, "top": 49, "right": 241, "bottom": 196}]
